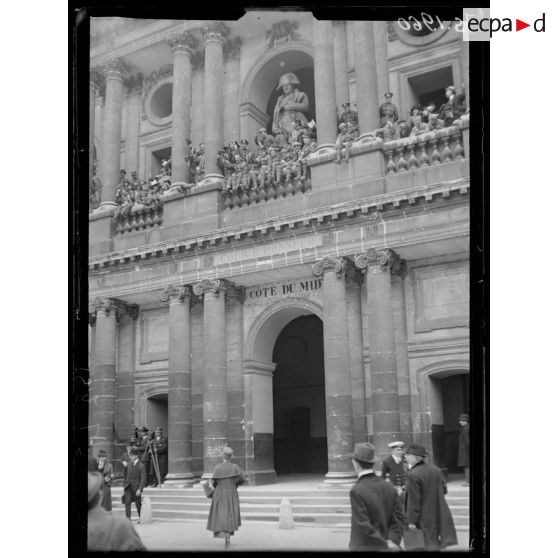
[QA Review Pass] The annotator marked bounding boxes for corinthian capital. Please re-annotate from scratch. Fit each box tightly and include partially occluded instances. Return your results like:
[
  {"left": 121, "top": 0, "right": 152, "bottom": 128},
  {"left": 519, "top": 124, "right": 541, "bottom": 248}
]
[
  {"left": 99, "top": 58, "right": 130, "bottom": 82},
  {"left": 124, "top": 73, "right": 143, "bottom": 94},
  {"left": 160, "top": 284, "right": 192, "bottom": 303},
  {"left": 92, "top": 297, "right": 131, "bottom": 321},
  {"left": 168, "top": 31, "right": 199, "bottom": 55},
  {"left": 201, "top": 22, "right": 230, "bottom": 45},
  {"left": 354, "top": 248, "right": 403, "bottom": 275},
  {"left": 312, "top": 256, "right": 347, "bottom": 278},
  {"left": 192, "top": 278, "right": 244, "bottom": 302}
]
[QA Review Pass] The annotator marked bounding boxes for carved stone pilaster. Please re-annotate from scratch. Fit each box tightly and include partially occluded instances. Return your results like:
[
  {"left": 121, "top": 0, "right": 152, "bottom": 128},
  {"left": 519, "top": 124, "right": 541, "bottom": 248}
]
[
  {"left": 354, "top": 248, "right": 403, "bottom": 276},
  {"left": 160, "top": 284, "right": 192, "bottom": 304},
  {"left": 168, "top": 31, "right": 199, "bottom": 56},
  {"left": 223, "top": 36, "right": 242, "bottom": 61},
  {"left": 125, "top": 73, "right": 143, "bottom": 95},
  {"left": 201, "top": 22, "right": 230, "bottom": 45},
  {"left": 312, "top": 255, "right": 348, "bottom": 278},
  {"left": 99, "top": 58, "right": 130, "bottom": 82}
]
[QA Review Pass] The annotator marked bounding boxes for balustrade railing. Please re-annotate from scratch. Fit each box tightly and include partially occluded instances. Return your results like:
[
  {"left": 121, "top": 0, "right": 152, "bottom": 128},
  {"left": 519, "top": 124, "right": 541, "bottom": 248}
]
[
  {"left": 114, "top": 204, "right": 163, "bottom": 234},
  {"left": 383, "top": 126, "right": 465, "bottom": 175},
  {"left": 221, "top": 175, "right": 312, "bottom": 210}
]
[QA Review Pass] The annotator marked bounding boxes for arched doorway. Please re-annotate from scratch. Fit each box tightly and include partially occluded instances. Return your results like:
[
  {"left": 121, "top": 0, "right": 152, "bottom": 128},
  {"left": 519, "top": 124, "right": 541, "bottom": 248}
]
[
  {"left": 243, "top": 298, "right": 325, "bottom": 484},
  {"left": 272, "top": 315, "right": 327, "bottom": 474},
  {"left": 428, "top": 371, "right": 469, "bottom": 473}
]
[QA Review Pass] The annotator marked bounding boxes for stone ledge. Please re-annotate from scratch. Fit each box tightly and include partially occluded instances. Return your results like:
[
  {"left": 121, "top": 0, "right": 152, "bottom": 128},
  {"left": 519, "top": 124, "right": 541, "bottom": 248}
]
[{"left": 88, "top": 178, "right": 470, "bottom": 269}]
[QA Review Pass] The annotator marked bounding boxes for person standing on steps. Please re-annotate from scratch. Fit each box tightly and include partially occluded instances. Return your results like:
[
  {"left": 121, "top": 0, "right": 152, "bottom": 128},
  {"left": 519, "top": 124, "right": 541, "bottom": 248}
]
[
  {"left": 123, "top": 447, "right": 146, "bottom": 524},
  {"left": 206, "top": 446, "right": 246, "bottom": 550},
  {"left": 457, "top": 413, "right": 470, "bottom": 486}
]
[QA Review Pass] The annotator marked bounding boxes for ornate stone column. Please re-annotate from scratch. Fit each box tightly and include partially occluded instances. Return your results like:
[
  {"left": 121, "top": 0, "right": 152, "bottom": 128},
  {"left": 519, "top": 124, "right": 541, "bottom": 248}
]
[
  {"left": 124, "top": 74, "right": 142, "bottom": 177},
  {"left": 333, "top": 21, "right": 350, "bottom": 112},
  {"left": 115, "top": 305, "right": 138, "bottom": 456},
  {"left": 99, "top": 58, "right": 129, "bottom": 205},
  {"left": 355, "top": 249, "right": 402, "bottom": 464},
  {"left": 312, "top": 257, "right": 356, "bottom": 484},
  {"left": 373, "top": 22, "right": 389, "bottom": 108},
  {"left": 201, "top": 23, "right": 229, "bottom": 180},
  {"left": 223, "top": 37, "right": 242, "bottom": 144},
  {"left": 192, "top": 279, "right": 228, "bottom": 477},
  {"left": 160, "top": 285, "right": 196, "bottom": 486},
  {"left": 313, "top": 20, "right": 338, "bottom": 147},
  {"left": 392, "top": 268, "right": 412, "bottom": 445},
  {"left": 168, "top": 32, "right": 198, "bottom": 184},
  {"left": 94, "top": 94, "right": 104, "bottom": 177},
  {"left": 90, "top": 298, "right": 128, "bottom": 460},
  {"left": 89, "top": 73, "right": 100, "bottom": 190},
  {"left": 353, "top": 22, "right": 380, "bottom": 135}
]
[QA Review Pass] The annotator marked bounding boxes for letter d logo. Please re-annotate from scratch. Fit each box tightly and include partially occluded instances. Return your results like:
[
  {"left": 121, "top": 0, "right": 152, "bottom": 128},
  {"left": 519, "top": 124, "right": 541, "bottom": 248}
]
[{"left": 534, "top": 13, "right": 546, "bottom": 32}]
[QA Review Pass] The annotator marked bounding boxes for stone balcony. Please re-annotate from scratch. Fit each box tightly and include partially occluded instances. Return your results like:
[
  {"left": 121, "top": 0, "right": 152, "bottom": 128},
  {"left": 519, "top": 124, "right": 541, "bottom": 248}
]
[{"left": 89, "top": 117, "right": 469, "bottom": 257}]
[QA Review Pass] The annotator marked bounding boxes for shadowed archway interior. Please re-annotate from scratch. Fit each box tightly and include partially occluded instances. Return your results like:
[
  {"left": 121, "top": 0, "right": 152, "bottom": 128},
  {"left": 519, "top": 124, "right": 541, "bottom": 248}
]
[{"left": 272, "top": 315, "right": 327, "bottom": 474}]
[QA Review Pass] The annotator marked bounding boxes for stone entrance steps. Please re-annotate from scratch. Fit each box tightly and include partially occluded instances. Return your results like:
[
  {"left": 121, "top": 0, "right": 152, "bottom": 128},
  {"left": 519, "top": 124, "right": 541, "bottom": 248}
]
[{"left": 110, "top": 485, "right": 469, "bottom": 530}]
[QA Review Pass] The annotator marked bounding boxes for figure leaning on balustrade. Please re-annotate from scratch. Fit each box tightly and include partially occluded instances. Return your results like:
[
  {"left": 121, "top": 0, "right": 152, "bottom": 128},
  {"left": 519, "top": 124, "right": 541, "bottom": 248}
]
[
  {"left": 335, "top": 121, "right": 359, "bottom": 163},
  {"left": 272, "top": 72, "right": 310, "bottom": 136}
]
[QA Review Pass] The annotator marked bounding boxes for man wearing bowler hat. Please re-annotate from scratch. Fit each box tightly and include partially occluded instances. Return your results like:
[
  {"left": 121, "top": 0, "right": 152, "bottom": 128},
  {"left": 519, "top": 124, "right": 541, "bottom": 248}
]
[
  {"left": 123, "top": 447, "right": 146, "bottom": 523},
  {"left": 457, "top": 413, "right": 470, "bottom": 486},
  {"left": 405, "top": 443, "right": 457, "bottom": 550},
  {"left": 348, "top": 442, "right": 405, "bottom": 551}
]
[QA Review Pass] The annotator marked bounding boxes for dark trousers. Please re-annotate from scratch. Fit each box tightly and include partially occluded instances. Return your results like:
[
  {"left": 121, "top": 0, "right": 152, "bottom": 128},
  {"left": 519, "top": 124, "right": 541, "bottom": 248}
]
[{"left": 124, "top": 486, "right": 141, "bottom": 519}]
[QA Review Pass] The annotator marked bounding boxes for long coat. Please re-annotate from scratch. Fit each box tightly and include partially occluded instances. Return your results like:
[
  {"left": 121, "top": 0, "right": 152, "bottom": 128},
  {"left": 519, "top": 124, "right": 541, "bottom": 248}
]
[
  {"left": 405, "top": 461, "right": 458, "bottom": 550},
  {"left": 124, "top": 459, "right": 146, "bottom": 493},
  {"left": 458, "top": 423, "right": 469, "bottom": 467},
  {"left": 207, "top": 461, "right": 246, "bottom": 536},
  {"left": 88, "top": 506, "right": 146, "bottom": 551},
  {"left": 96, "top": 460, "right": 114, "bottom": 512},
  {"left": 349, "top": 472, "right": 406, "bottom": 550},
  {"left": 154, "top": 436, "right": 168, "bottom": 478}
]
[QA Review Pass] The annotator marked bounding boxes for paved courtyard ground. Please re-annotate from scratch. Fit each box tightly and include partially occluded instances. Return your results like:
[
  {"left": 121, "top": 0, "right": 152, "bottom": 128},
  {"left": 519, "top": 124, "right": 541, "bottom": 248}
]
[{"left": 133, "top": 519, "right": 470, "bottom": 552}]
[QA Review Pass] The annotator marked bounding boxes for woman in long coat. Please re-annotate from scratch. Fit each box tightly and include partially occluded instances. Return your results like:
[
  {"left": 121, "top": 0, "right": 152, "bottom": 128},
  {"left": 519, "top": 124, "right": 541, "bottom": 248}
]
[
  {"left": 206, "top": 447, "right": 246, "bottom": 549},
  {"left": 96, "top": 449, "right": 114, "bottom": 512}
]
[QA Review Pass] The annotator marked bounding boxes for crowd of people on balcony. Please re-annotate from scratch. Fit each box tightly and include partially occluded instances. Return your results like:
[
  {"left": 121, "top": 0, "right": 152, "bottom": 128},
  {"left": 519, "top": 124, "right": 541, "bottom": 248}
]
[{"left": 91, "top": 74, "right": 468, "bottom": 215}]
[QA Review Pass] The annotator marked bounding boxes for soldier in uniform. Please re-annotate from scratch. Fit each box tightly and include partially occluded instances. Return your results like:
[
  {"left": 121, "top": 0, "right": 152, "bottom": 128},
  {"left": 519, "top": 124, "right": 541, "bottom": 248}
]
[
  {"left": 381, "top": 441, "right": 407, "bottom": 504},
  {"left": 379, "top": 92, "right": 399, "bottom": 127},
  {"left": 338, "top": 101, "right": 358, "bottom": 126},
  {"left": 153, "top": 426, "right": 168, "bottom": 486}
]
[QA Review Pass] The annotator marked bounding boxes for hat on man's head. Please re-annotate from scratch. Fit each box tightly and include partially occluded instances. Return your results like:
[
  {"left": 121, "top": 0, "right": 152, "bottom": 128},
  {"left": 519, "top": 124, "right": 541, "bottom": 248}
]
[
  {"left": 129, "top": 447, "right": 141, "bottom": 455},
  {"left": 88, "top": 472, "right": 103, "bottom": 504},
  {"left": 222, "top": 446, "right": 234, "bottom": 456},
  {"left": 240, "top": 139, "right": 249, "bottom": 146},
  {"left": 128, "top": 437, "right": 136, "bottom": 444},
  {"left": 352, "top": 442, "right": 376, "bottom": 464},
  {"left": 342, "top": 101, "right": 351, "bottom": 108},
  {"left": 446, "top": 85, "right": 457, "bottom": 93},
  {"left": 277, "top": 72, "right": 301, "bottom": 90},
  {"left": 458, "top": 413, "right": 470, "bottom": 422},
  {"left": 97, "top": 449, "right": 107, "bottom": 457},
  {"left": 388, "top": 441, "right": 405, "bottom": 449},
  {"left": 384, "top": 92, "right": 393, "bottom": 98},
  {"left": 155, "top": 427, "right": 163, "bottom": 433},
  {"left": 140, "top": 426, "right": 149, "bottom": 433},
  {"left": 406, "top": 443, "right": 428, "bottom": 458}
]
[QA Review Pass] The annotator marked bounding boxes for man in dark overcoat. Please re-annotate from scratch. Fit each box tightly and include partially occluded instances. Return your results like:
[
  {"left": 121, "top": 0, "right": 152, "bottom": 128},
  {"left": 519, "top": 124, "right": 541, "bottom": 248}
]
[
  {"left": 348, "top": 443, "right": 405, "bottom": 551},
  {"left": 458, "top": 413, "right": 470, "bottom": 486},
  {"left": 138, "top": 427, "right": 152, "bottom": 485},
  {"left": 123, "top": 447, "right": 146, "bottom": 523},
  {"left": 154, "top": 426, "right": 168, "bottom": 485},
  {"left": 405, "top": 443, "right": 458, "bottom": 551},
  {"left": 381, "top": 441, "right": 408, "bottom": 503}
]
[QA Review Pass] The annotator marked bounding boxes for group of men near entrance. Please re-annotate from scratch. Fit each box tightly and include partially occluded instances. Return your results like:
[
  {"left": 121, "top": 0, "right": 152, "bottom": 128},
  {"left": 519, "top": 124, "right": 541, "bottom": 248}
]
[{"left": 86, "top": 414, "right": 470, "bottom": 551}]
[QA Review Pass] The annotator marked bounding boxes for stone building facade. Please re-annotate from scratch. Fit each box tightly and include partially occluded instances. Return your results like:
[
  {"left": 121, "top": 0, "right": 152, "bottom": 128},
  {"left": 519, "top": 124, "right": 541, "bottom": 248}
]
[{"left": 88, "top": 13, "right": 470, "bottom": 486}]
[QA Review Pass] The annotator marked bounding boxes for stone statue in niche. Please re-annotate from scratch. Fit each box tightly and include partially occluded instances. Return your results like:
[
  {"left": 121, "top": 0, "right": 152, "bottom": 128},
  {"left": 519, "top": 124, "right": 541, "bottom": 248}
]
[{"left": 272, "top": 72, "right": 310, "bottom": 136}]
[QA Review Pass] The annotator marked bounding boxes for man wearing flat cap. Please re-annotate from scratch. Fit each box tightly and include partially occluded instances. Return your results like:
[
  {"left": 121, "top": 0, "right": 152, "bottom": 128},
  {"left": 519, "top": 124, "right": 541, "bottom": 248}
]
[
  {"left": 348, "top": 443, "right": 405, "bottom": 551},
  {"left": 405, "top": 444, "right": 457, "bottom": 550},
  {"left": 458, "top": 413, "right": 470, "bottom": 486},
  {"left": 88, "top": 472, "right": 146, "bottom": 551},
  {"left": 381, "top": 441, "right": 408, "bottom": 501}
]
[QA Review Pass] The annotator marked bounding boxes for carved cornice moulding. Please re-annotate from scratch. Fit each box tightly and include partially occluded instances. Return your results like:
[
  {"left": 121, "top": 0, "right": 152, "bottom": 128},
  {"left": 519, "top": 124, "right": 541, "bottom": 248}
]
[{"left": 89, "top": 179, "right": 470, "bottom": 270}]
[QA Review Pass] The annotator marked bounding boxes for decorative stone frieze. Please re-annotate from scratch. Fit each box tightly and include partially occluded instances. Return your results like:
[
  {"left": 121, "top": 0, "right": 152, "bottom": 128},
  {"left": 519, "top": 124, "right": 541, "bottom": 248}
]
[
  {"left": 141, "top": 64, "right": 173, "bottom": 98},
  {"left": 354, "top": 248, "right": 403, "bottom": 275},
  {"left": 99, "top": 58, "right": 130, "bottom": 82},
  {"left": 160, "top": 284, "right": 192, "bottom": 303},
  {"left": 264, "top": 20, "right": 302, "bottom": 50}
]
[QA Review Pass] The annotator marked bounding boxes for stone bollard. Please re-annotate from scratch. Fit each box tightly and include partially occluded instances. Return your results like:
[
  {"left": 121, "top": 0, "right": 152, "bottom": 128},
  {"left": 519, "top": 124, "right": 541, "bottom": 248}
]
[
  {"left": 140, "top": 495, "right": 153, "bottom": 524},
  {"left": 278, "top": 498, "right": 294, "bottom": 529}
]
